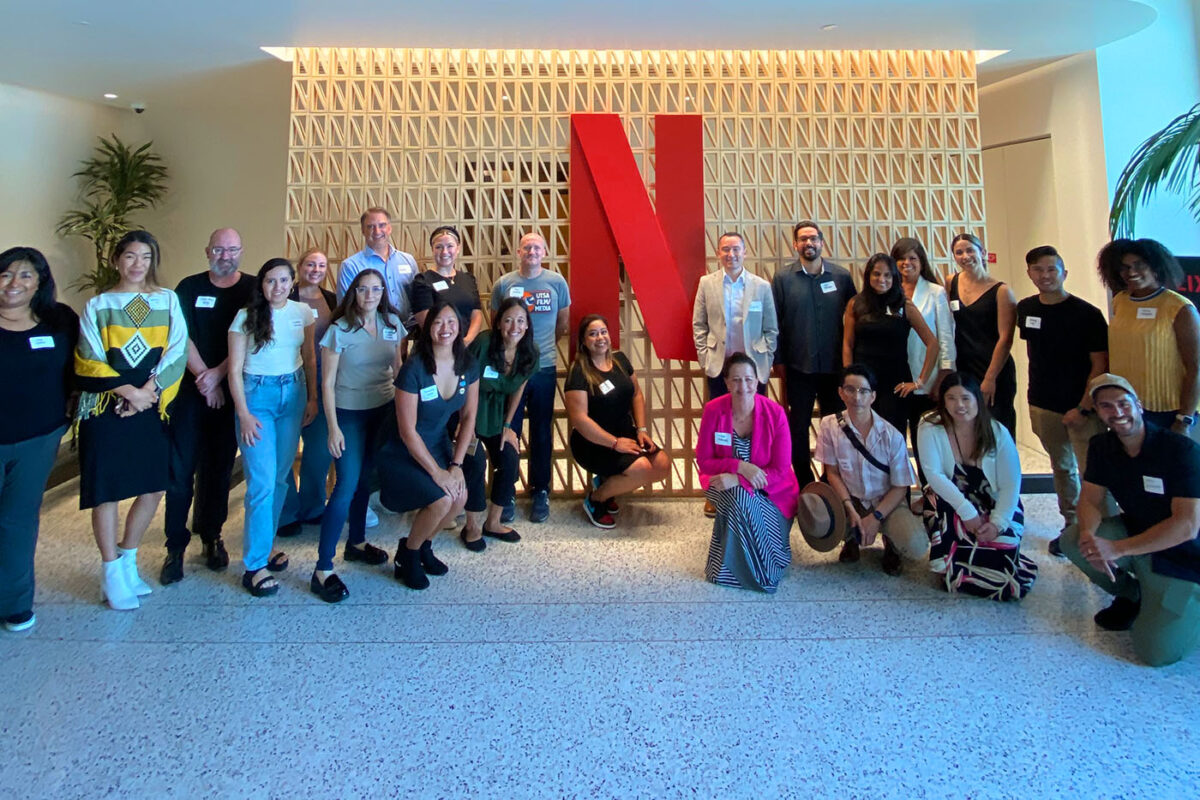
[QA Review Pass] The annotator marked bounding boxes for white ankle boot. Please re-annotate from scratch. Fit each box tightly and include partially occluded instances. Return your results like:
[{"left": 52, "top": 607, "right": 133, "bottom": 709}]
[
  {"left": 101, "top": 558, "right": 139, "bottom": 610},
  {"left": 119, "top": 547, "right": 152, "bottom": 596}
]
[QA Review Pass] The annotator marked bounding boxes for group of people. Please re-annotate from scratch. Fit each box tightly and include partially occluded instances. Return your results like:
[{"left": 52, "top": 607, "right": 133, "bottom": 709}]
[
  {"left": 0, "top": 213, "right": 1197, "bottom": 666},
  {"left": 691, "top": 224, "right": 1199, "bottom": 666}
]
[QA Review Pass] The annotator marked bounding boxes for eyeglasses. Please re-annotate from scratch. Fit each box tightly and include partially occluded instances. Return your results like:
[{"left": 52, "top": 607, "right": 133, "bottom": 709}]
[
  {"left": 355, "top": 285, "right": 385, "bottom": 295},
  {"left": 209, "top": 247, "right": 242, "bottom": 256},
  {"left": 841, "top": 386, "right": 874, "bottom": 396}
]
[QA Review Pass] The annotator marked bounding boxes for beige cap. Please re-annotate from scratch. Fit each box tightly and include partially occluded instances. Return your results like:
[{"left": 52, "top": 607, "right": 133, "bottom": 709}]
[{"left": 1087, "top": 373, "right": 1138, "bottom": 400}]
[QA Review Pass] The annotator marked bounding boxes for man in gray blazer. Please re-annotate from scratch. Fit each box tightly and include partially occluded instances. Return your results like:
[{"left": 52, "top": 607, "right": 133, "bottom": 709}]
[{"left": 692, "top": 232, "right": 779, "bottom": 399}]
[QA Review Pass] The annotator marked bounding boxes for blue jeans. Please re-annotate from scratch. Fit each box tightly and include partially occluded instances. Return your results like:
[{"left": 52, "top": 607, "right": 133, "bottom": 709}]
[
  {"left": 509, "top": 365, "right": 556, "bottom": 494},
  {"left": 317, "top": 403, "right": 388, "bottom": 571},
  {"left": 280, "top": 393, "right": 331, "bottom": 525},
  {"left": 236, "top": 370, "right": 306, "bottom": 572}
]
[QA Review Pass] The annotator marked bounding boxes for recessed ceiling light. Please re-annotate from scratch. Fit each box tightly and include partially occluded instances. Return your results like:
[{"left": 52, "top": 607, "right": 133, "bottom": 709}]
[
  {"left": 75, "top": 20, "right": 91, "bottom": 26},
  {"left": 820, "top": 24, "right": 837, "bottom": 31},
  {"left": 260, "top": 46, "right": 295, "bottom": 62},
  {"left": 103, "top": 93, "right": 118, "bottom": 100},
  {"left": 974, "top": 49, "right": 1010, "bottom": 64}
]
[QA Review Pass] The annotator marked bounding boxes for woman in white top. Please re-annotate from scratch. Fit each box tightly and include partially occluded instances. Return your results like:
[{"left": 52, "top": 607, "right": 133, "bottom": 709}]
[
  {"left": 309, "top": 269, "right": 404, "bottom": 603},
  {"left": 891, "top": 237, "right": 955, "bottom": 479},
  {"left": 916, "top": 371, "right": 1036, "bottom": 601},
  {"left": 228, "top": 258, "right": 317, "bottom": 597}
]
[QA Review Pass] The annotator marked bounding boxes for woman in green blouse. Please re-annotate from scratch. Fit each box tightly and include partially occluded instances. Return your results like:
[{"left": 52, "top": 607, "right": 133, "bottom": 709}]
[{"left": 460, "top": 298, "right": 539, "bottom": 550}]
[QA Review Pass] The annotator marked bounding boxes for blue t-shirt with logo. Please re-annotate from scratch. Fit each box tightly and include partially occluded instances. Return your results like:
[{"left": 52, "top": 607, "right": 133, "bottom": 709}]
[{"left": 490, "top": 269, "right": 571, "bottom": 369}]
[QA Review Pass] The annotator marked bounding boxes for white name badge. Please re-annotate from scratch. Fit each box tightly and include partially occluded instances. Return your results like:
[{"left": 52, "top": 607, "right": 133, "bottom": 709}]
[
  {"left": 483, "top": 365, "right": 500, "bottom": 379},
  {"left": 146, "top": 293, "right": 168, "bottom": 310},
  {"left": 950, "top": 300, "right": 961, "bottom": 311},
  {"left": 1025, "top": 316, "right": 1042, "bottom": 330},
  {"left": 291, "top": 319, "right": 304, "bottom": 327},
  {"left": 29, "top": 336, "right": 54, "bottom": 350},
  {"left": 432, "top": 280, "right": 449, "bottom": 292},
  {"left": 398, "top": 264, "right": 412, "bottom": 275},
  {"left": 311, "top": 307, "right": 319, "bottom": 320},
  {"left": 382, "top": 327, "right": 399, "bottom": 341},
  {"left": 419, "top": 385, "right": 438, "bottom": 402},
  {"left": 1136, "top": 307, "right": 1158, "bottom": 320},
  {"left": 820, "top": 281, "right": 837, "bottom": 294},
  {"left": 508, "top": 286, "right": 524, "bottom": 299},
  {"left": 714, "top": 431, "right": 732, "bottom": 446},
  {"left": 748, "top": 300, "right": 763, "bottom": 312},
  {"left": 599, "top": 379, "right": 615, "bottom": 395},
  {"left": 195, "top": 296, "right": 216, "bottom": 309},
  {"left": 1143, "top": 475, "right": 1165, "bottom": 494}
]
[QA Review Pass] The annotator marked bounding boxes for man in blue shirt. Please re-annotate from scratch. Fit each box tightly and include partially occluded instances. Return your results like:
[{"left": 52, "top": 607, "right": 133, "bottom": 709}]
[{"left": 337, "top": 207, "right": 418, "bottom": 325}]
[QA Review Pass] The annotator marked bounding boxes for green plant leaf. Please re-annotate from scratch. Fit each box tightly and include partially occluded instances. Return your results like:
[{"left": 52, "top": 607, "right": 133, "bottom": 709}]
[{"left": 1110, "top": 103, "right": 1200, "bottom": 238}]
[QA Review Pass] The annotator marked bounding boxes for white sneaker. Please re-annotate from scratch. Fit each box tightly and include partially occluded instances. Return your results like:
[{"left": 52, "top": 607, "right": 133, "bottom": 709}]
[
  {"left": 120, "top": 548, "right": 153, "bottom": 596},
  {"left": 101, "top": 559, "right": 139, "bottom": 611}
]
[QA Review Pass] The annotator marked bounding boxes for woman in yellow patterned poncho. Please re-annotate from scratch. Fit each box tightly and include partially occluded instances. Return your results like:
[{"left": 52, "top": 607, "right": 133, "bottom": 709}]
[{"left": 75, "top": 230, "right": 187, "bottom": 611}]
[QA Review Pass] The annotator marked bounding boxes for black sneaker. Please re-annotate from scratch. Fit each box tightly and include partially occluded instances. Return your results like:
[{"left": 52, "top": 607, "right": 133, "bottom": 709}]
[
  {"left": 500, "top": 502, "right": 516, "bottom": 524},
  {"left": 530, "top": 490, "right": 550, "bottom": 523},
  {"left": 160, "top": 549, "right": 185, "bottom": 585},
  {"left": 1048, "top": 536, "right": 1065, "bottom": 558},
  {"left": 3, "top": 610, "right": 36, "bottom": 632},
  {"left": 203, "top": 539, "right": 230, "bottom": 571},
  {"left": 1094, "top": 596, "right": 1141, "bottom": 631},
  {"left": 838, "top": 537, "right": 860, "bottom": 563},
  {"left": 881, "top": 539, "right": 903, "bottom": 577}
]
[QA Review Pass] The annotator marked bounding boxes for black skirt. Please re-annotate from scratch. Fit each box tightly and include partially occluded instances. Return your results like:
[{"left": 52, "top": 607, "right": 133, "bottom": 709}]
[
  {"left": 78, "top": 406, "right": 169, "bottom": 509},
  {"left": 569, "top": 425, "right": 651, "bottom": 479},
  {"left": 378, "top": 433, "right": 454, "bottom": 513}
]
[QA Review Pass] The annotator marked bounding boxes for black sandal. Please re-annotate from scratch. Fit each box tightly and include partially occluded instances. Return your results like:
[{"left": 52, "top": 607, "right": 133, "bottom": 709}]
[
  {"left": 266, "top": 552, "right": 289, "bottom": 572},
  {"left": 310, "top": 572, "right": 349, "bottom": 604},
  {"left": 482, "top": 526, "right": 521, "bottom": 543},
  {"left": 242, "top": 570, "right": 279, "bottom": 597}
]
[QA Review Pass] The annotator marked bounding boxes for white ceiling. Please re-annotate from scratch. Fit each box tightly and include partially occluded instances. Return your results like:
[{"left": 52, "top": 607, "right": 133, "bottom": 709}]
[{"left": 0, "top": 0, "right": 1156, "bottom": 105}]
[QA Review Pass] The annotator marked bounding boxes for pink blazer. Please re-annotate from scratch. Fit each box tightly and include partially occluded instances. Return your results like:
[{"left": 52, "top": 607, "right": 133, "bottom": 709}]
[{"left": 695, "top": 393, "right": 799, "bottom": 520}]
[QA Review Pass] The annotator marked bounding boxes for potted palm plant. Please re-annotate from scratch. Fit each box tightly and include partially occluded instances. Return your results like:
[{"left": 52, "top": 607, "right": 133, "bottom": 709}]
[
  {"left": 57, "top": 135, "right": 169, "bottom": 291},
  {"left": 1109, "top": 103, "right": 1200, "bottom": 238}
]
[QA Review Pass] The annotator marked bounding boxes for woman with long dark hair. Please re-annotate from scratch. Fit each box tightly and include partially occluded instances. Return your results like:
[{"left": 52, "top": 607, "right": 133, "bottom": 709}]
[
  {"left": 842, "top": 252, "right": 938, "bottom": 435},
  {"left": 916, "top": 371, "right": 1036, "bottom": 601},
  {"left": 227, "top": 258, "right": 318, "bottom": 597},
  {"left": 460, "top": 297, "right": 539, "bottom": 549},
  {"left": 1099, "top": 237, "right": 1200, "bottom": 440},
  {"left": 946, "top": 233, "right": 1018, "bottom": 437},
  {"left": 378, "top": 301, "right": 479, "bottom": 589},
  {"left": 308, "top": 268, "right": 403, "bottom": 602},
  {"left": 75, "top": 231, "right": 188, "bottom": 610},
  {"left": 0, "top": 247, "right": 78, "bottom": 630},
  {"left": 565, "top": 314, "right": 670, "bottom": 529}
]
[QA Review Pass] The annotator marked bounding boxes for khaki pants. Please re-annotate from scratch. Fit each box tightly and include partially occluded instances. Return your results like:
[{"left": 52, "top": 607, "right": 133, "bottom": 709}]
[
  {"left": 845, "top": 498, "right": 927, "bottom": 559},
  {"left": 1061, "top": 519, "right": 1200, "bottom": 666},
  {"left": 1028, "top": 406, "right": 1114, "bottom": 526}
]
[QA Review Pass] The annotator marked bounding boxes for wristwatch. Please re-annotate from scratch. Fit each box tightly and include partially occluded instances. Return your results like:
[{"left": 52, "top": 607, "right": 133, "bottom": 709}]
[
  {"left": 449, "top": 461, "right": 463, "bottom": 468},
  {"left": 1176, "top": 413, "right": 1196, "bottom": 427},
  {"left": 1076, "top": 405, "right": 1093, "bottom": 417},
  {"left": 871, "top": 509, "right": 885, "bottom": 522}
]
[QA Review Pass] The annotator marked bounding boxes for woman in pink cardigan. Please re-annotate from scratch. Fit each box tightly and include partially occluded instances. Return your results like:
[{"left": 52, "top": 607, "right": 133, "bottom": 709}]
[{"left": 695, "top": 353, "right": 798, "bottom": 592}]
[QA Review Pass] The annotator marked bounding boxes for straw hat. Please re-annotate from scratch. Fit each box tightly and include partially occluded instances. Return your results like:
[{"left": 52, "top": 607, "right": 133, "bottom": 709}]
[{"left": 796, "top": 481, "right": 848, "bottom": 552}]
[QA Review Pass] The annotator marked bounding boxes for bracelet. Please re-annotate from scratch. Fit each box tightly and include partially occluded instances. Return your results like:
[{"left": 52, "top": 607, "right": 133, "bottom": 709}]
[
  {"left": 637, "top": 426, "right": 648, "bottom": 432},
  {"left": 503, "top": 421, "right": 513, "bottom": 430},
  {"left": 449, "top": 461, "right": 462, "bottom": 468},
  {"left": 611, "top": 439, "right": 619, "bottom": 449},
  {"left": 841, "top": 498, "right": 854, "bottom": 507}
]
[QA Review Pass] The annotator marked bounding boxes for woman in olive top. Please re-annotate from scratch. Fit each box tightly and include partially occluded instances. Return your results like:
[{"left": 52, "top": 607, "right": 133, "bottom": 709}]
[
  {"left": 1099, "top": 238, "right": 1200, "bottom": 440},
  {"left": 311, "top": 269, "right": 404, "bottom": 602},
  {"left": 461, "top": 298, "right": 539, "bottom": 550},
  {"left": 0, "top": 247, "right": 78, "bottom": 631}
]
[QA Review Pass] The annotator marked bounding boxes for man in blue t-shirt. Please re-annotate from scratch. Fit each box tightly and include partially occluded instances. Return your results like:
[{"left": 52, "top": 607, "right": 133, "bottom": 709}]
[
  {"left": 489, "top": 232, "right": 571, "bottom": 523},
  {"left": 1061, "top": 373, "right": 1200, "bottom": 666}
]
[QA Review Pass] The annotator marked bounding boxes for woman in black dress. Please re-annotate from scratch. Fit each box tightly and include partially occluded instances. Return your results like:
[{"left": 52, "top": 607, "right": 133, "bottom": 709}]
[
  {"left": 947, "top": 233, "right": 1018, "bottom": 437},
  {"left": 0, "top": 248, "right": 78, "bottom": 631},
  {"left": 378, "top": 301, "right": 479, "bottom": 589},
  {"left": 842, "top": 253, "right": 938, "bottom": 434},
  {"left": 565, "top": 314, "right": 670, "bottom": 529}
]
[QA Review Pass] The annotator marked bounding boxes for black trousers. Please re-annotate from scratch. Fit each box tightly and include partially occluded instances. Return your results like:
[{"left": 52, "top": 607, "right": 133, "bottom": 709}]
[
  {"left": 164, "top": 382, "right": 239, "bottom": 551},
  {"left": 463, "top": 432, "right": 521, "bottom": 513},
  {"left": 784, "top": 369, "right": 843, "bottom": 486}
]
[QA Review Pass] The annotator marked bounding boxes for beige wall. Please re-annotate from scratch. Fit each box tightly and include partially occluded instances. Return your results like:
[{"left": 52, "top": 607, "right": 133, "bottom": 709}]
[
  {"left": 134, "top": 60, "right": 292, "bottom": 288},
  {"left": 978, "top": 52, "right": 1111, "bottom": 313},
  {"left": 0, "top": 83, "right": 133, "bottom": 310}
]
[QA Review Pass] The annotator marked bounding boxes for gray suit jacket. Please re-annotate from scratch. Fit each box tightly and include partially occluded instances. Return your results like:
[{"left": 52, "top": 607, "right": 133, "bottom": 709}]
[{"left": 692, "top": 268, "right": 778, "bottom": 383}]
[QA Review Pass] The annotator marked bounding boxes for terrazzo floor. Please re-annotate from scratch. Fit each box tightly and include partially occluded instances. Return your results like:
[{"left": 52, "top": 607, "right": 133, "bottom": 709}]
[{"left": 2, "top": 478, "right": 1197, "bottom": 799}]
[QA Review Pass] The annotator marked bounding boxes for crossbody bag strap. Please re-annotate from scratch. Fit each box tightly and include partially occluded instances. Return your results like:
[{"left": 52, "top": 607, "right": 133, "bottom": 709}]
[{"left": 838, "top": 412, "right": 891, "bottom": 475}]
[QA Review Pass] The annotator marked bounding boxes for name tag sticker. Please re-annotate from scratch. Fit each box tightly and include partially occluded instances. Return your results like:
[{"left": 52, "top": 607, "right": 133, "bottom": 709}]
[
  {"left": 29, "top": 336, "right": 54, "bottom": 350},
  {"left": 1143, "top": 475, "right": 1165, "bottom": 494},
  {"left": 1136, "top": 307, "right": 1158, "bottom": 320},
  {"left": 419, "top": 385, "right": 438, "bottom": 402},
  {"left": 714, "top": 431, "right": 732, "bottom": 446},
  {"left": 432, "top": 280, "right": 449, "bottom": 292},
  {"left": 483, "top": 365, "right": 500, "bottom": 379},
  {"left": 950, "top": 300, "right": 961, "bottom": 311},
  {"left": 820, "top": 281, "right": 837, "bottom": 294},
  {"left": 195, "top": 296, "right": 216, "bottom": 308},
  {"left": 508, "top": 286, "right": 524, "bottom": 299},
  {"left": 311, "top": 307, "right": 319, "bottom": 319},
  {"left": 748, "top": 300, "right": 763, "bottom": 312},
  {"left": 146, "top": 293, "right": 168, "bottom": 310},
  {"left": 1025, "top": 316, "right": 1042, "bottom": 330},
  {"left": 398, "top": 264, "right": 412, "bottom": 275},
  {"left": 291, "top": 319, "right": 304, "bottom": 327},
  {"left": 382, "top": 327, "right": 399, "bottom": 341},
  {"left": 599, "top": 379, "right": 615, "bottom": 395}
]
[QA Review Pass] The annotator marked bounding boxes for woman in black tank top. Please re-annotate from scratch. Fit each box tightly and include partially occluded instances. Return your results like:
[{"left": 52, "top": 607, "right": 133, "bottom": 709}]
[{"left": 947, "top": 234, "right": 1017, "bottom": 437}]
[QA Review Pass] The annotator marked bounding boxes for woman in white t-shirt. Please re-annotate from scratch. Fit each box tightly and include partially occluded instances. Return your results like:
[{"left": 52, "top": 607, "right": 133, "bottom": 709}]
[{"left": 228, "top": 258, "right": 317, "bottom": 597}]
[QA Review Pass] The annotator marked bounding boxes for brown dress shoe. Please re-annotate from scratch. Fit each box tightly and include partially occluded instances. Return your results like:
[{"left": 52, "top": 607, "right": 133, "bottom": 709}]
[{"left": 703, "top": 499, "right": 717, "bottom": 518}]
